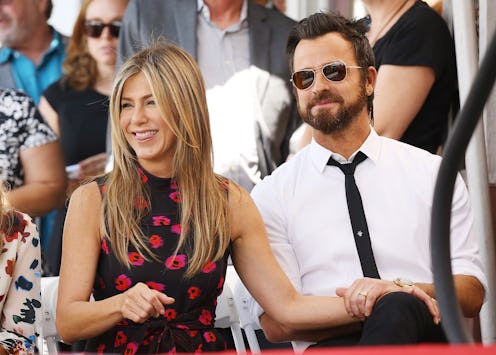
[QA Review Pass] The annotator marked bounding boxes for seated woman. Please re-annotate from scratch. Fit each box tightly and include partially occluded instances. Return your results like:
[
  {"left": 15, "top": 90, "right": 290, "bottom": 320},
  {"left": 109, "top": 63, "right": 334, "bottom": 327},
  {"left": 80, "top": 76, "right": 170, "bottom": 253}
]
[
  {"left": 0, "top": 185, "right": 41, "bottom": 354},
  {"left": 56, "top": 41, "right": 439, "bottom": 353},
  {"left": 0, "top": 88, "right": 66, "bottom": 218}
]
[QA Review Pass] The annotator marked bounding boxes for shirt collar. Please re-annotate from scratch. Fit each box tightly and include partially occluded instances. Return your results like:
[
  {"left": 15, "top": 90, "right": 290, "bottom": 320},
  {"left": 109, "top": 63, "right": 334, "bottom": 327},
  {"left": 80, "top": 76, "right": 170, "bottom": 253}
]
[
  {"left": 310, "top": 127, "right": 381, "bottom": 174},
  {"left": 197, "top": 0, "right": 248, "bottom": 25}
]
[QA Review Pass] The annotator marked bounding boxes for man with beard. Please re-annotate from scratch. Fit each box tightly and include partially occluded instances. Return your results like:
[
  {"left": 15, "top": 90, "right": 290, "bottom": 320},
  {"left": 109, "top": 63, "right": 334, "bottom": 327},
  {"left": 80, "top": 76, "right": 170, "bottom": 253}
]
[{"left": 247, "top": 12, "right": 486, "bottom": 351}]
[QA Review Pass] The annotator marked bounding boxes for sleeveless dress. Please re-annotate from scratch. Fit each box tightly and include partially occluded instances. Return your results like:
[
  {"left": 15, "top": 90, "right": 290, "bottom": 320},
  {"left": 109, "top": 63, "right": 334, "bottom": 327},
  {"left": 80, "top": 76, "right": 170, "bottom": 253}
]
[{"left": 84, "top": 167, "right": 230, "bottom": 354}]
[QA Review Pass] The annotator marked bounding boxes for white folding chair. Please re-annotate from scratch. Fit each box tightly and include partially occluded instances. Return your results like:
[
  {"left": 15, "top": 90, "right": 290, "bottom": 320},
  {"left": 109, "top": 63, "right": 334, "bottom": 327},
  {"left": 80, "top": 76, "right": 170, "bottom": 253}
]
[
  {"left": 40, "top": 276, "right": 61, "bottom": 355},
  {"left": 215, "top": 277, "right": 246, "bottom": 354},
  {"left": 228, "top": 266, "right": 262, "bottom": 354}
]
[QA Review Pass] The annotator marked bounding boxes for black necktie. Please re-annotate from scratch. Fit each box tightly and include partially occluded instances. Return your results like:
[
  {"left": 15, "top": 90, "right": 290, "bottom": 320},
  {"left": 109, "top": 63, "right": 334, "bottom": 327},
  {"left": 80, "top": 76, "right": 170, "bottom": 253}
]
[{"left": 327, "top": 151, "right": 380, "bottom": 279}]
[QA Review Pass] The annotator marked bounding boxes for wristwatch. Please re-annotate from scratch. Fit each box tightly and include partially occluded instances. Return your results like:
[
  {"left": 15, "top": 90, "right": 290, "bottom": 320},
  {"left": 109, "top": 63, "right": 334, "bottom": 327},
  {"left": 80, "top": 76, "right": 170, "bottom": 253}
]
[{"left": 393, "top": 277, "right": 414, "bottom": 287}]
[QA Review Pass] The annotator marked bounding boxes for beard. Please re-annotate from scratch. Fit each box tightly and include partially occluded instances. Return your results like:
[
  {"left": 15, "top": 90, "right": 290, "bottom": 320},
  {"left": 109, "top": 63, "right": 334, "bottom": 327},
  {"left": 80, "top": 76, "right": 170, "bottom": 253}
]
[{"left": 299, "top": 85, "right": 368, "bottom": 134}]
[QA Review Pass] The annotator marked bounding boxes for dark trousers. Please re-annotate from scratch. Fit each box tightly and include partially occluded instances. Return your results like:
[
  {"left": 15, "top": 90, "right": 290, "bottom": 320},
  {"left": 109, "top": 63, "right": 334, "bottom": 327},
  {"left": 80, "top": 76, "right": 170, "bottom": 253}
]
[{"left": 311, "top": 292, "right": 447, "bottom": 349}]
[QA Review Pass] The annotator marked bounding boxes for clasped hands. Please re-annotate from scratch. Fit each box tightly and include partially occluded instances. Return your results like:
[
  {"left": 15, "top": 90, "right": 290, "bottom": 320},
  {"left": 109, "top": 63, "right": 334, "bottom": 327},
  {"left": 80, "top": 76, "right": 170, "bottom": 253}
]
[
  {"left": 336, "top": 278, "right": 440, "bottom": 324},
  {"left": 119, "top": 282, "right": 175, "bottom": 323}
]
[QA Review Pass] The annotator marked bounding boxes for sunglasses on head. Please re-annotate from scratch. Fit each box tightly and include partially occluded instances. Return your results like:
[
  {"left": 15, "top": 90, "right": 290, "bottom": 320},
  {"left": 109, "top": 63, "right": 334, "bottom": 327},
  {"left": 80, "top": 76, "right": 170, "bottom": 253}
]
[
  {"left": 83, "top": 20, "right": 122, "bottom": 38},
  {"left": 291, "top": 61, "right": 362, "bottom": 90}
]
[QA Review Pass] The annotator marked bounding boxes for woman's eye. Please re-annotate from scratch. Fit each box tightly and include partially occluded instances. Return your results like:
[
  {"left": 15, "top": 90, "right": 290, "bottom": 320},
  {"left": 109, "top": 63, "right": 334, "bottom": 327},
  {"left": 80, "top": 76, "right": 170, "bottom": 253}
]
[
  {"left": 146, "top": 99, "right": 156, "bottom": 106},
  {"left": 120, "top": 102, "right": 132, "bottom": 109}
]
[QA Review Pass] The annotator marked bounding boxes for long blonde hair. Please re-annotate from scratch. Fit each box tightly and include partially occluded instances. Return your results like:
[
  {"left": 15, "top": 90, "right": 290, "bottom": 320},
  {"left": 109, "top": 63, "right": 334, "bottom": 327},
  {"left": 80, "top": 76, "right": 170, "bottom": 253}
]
[{"left": 104, "top": 41, "right": 230, "bottom": 277}]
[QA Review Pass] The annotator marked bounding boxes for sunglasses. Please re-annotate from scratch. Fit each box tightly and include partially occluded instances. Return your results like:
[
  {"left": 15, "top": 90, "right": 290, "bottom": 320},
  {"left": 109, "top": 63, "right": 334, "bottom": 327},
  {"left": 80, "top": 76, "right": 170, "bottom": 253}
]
[
  {"left": 83, "top": 20, "right": 122, "bottom": 38},
  {"left": 291, "top": 61, "right": 362, "bottom": 90}
]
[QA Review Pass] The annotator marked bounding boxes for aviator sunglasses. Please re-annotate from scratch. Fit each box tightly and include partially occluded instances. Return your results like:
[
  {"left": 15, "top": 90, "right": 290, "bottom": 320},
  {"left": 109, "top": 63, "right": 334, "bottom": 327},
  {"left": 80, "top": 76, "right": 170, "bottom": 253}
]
[
  {"left": 83, "top": 20, "right": 122, "bottom": 38},
  {"left": 291, "top": 61, "right": 362, "bottom": 90}
]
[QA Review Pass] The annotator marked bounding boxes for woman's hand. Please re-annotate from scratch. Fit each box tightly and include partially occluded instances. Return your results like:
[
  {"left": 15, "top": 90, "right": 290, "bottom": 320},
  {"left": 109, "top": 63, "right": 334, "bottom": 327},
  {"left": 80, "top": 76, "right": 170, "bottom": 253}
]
[
  {"left": 336, "top": 278, "right": 440, "bottom": 324},
  {"left": 119, "top": 282, "right": 175, "bottom": 323}
]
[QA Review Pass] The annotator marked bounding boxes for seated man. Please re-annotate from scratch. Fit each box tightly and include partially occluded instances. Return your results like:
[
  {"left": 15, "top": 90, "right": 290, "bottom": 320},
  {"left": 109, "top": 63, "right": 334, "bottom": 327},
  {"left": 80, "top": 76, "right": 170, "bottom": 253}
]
[{"left": 248, "top": 11, "right": 486, "bottom": 352}]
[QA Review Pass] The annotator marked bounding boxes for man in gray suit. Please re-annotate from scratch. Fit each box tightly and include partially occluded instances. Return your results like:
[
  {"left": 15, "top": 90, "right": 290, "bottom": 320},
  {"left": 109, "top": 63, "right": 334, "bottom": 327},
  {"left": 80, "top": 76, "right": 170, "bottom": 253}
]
[{"left": 117, "top": 0, "right": 299, "bottom": 192}]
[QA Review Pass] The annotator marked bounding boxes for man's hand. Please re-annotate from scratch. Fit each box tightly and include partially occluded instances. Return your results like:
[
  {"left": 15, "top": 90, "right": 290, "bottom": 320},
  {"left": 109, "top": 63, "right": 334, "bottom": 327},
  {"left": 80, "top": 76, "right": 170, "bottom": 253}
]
[{"left": 336, "top": 278, "right": 440, "bottom": 324}]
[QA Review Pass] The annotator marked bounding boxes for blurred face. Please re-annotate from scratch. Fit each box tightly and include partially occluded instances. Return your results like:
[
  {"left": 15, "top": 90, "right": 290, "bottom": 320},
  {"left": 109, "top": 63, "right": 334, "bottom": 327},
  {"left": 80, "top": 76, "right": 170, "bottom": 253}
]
[
  {"left": 0, "top": 0, "right": 47, "bottom": 47},
  {"left": 293, "top": 32, "right": 372, "bottom": 134},
  {"left": 84, "top": 0, "right": 127, "bottom": 67},
  {"left": 119, "top": 72, "right": 177, "bottom": 174}
]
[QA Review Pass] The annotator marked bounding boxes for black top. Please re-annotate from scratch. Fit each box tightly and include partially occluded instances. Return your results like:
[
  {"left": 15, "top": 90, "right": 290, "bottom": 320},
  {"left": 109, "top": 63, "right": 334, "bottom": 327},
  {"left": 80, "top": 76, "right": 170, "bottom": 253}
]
[
  {"left": 372, "top": 0, "right": 457, "bottom": 153},
  {"left": 43, "top": 80, "right": 108, "bottom": 165},
  {"left": 85, "top": 168, "right": 230, "bottom": 353}
]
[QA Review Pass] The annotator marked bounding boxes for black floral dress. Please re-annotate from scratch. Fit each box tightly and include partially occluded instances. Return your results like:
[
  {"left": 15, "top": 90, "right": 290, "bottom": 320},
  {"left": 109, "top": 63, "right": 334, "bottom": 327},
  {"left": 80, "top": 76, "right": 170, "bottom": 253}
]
[{"left": 85, "top": 167, "right": 230, "bottom": 354}]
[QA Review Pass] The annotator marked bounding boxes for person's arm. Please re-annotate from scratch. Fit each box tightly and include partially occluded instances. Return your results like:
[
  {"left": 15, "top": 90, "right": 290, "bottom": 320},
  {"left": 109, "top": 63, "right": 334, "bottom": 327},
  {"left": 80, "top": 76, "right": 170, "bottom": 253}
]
[
  {"left": 56, "top": 182, "right": 174, "bottom": 344},
  {"left": 38, "top": 96, "right": 60, "bottom": 136},
  {"left": 373, "top": 65, "right": 435, "bottom": 140},
  {"left": 6, "top": 141, "right": 67, "bottom": 216},
  {"left": 0, "top": 213, "right": 41, "bottom": 354}
]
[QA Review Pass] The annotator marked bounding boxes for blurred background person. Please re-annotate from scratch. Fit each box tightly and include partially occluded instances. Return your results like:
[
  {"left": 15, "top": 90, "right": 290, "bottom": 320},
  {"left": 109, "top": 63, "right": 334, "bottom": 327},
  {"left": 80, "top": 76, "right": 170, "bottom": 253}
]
[
  {"left": 363, "top": 0, "right": 457, "bottom": 154},
  {"left": 116, "top": 0, "right": 299, "bottom": 193},
  {"left": 252, "top": 0, "right": 286, "bottom": 13},
  {"left": 0, "top": 87, "right": 66, "bottom": 219},
  {"left": 38, "top": 0, "right": 128, "bottom": 276},
  {"left": 0, "top": 0, "right": 67, "bottom": 258},
  {"left": 0, "top": 183, "right": 41, "bottom": 354}
]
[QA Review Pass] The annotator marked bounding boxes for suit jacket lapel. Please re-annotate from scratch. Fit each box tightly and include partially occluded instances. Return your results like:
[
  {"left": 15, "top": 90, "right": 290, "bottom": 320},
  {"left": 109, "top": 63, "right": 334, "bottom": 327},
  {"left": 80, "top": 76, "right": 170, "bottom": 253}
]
[{"left": 174, "top": 0, "right": 197, "bottom": 58}]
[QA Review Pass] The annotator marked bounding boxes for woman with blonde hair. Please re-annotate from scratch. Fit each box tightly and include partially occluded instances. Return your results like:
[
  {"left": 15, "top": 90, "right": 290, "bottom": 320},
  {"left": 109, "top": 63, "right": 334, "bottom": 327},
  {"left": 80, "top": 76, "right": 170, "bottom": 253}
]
[
  {"left": 0, "top": 186, "right": 41, "bottom": 354},
  {"left": 56, "top": 41, "right": 439, "bottom": 354},
  {"left": 38, "top": 0, "right": 128, "bottom": 275}
]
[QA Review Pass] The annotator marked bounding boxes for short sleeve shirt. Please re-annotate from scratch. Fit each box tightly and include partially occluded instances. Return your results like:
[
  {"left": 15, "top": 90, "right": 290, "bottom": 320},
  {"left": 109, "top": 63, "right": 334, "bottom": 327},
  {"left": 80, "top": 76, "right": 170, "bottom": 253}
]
[{"left": 0, "top": 88, "right": 57, "bottom": 189}]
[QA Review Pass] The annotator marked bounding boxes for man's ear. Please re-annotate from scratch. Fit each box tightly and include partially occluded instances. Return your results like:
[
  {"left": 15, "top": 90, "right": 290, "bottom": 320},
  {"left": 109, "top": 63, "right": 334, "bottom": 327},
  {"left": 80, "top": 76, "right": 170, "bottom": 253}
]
[{"left": 366, "top": 66, "right": 377, "bottom": 97}]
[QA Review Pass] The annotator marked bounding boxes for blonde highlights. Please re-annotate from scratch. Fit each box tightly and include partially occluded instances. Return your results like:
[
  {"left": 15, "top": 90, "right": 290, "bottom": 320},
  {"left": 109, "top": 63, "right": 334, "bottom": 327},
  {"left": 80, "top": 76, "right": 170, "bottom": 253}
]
[{"left": 104, "top": 41, "right": 230, "bottom": 276}]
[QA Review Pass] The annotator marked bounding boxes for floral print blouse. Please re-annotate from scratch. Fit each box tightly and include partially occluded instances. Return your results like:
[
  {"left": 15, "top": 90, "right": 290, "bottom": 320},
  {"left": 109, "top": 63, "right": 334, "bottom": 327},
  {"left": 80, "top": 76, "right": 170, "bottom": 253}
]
[
  {"left": 0, "top": 88, "right": 57, "bottom": 189},
  {"left": 0, "top": 211, "right": 41, "bottom": 353}
]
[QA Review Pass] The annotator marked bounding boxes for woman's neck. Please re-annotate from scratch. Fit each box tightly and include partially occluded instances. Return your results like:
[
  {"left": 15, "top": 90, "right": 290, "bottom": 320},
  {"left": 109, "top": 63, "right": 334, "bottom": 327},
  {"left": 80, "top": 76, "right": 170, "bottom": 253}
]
[{"left": 365, "top": 0, "right": 413, "bottom": 46}]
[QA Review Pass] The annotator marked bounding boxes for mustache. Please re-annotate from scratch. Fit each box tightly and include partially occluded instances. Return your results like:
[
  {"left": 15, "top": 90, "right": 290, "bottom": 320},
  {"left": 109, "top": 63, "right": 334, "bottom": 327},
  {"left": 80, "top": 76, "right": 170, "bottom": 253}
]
[{"left": 308, "top": 92, "right": 343, "bottom": 107}]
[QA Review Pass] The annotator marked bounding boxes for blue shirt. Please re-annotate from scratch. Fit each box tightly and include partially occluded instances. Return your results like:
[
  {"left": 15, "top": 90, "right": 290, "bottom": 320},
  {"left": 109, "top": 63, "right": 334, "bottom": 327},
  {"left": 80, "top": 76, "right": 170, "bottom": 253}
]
[{"left": 0, "top": 28, "right": 66, "bottom": 104}]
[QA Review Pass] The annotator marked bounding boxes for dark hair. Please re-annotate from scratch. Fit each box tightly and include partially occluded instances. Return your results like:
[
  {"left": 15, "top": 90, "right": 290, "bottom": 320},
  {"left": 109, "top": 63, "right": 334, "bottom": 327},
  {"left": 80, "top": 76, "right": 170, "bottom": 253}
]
[
  {"left": 286, "top": 12, "right": 375, "bottom": 116},
  {"left": 45, "top": 0, "right": 53, "bottom": 20}
]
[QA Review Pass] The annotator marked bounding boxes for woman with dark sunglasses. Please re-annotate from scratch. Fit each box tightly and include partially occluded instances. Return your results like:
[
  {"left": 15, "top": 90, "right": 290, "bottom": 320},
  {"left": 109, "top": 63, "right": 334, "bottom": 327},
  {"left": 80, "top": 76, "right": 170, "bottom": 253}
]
[{"left": 38, "top": 0, "right": 128, "bottom": 277}]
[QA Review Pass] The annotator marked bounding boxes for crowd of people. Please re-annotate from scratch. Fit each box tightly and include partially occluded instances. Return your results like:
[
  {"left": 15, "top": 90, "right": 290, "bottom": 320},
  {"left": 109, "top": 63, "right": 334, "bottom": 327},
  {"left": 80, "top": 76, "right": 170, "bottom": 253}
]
[{"left": 0, "top": 0, "right": 489, "bottom": 353}]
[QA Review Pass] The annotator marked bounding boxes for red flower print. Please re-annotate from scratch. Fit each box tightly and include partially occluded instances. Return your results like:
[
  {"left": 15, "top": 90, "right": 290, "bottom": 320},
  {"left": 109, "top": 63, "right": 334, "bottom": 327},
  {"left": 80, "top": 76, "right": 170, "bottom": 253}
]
[
  {"left": 97, "top": 344, "right": 106, "bottom": 355},
  {"left": 165, "top": 254, "right": 186, "bottom": 270},
  {"left": 137, "top": 168, "right": 148, "bottom": 184},
  {"left": 188, "top": 286, "right": 201, "bottom": 300},
  {"left": 146, "top": 281, "right": 165, "bottom": 292},
  {"left": 116, "top": 319, "right": 129, "bottom": 326},
  {"left": 98, "top": 276, "right": 106, "bottom": 290},
  {"left": 170, "top": 179, "right": 178, "bottom": 189},
  {"left": 115, "top": 274, "right": 132, "bottom": 291},
  {"left": 114, "top": 330, "right": 127, "bottom": 347},
  {"left": 164, "top": 308, "right": 177, "bottom": 321},
  {"left": 149, "top": 234, "right": 163, "bottom": 249},
  {"left": 217, "top": 277, "right": 224, "bottom": 289},
  {"left": 198, "top": 309, "right": 213, "bottom": 325},
  {"left": 6, "top": 211, "right": 29, "bottom": 243},
  {"left": 171, "top": 224, "right": 181, "bottom": 235},
  {"left": 133, "top": 196, "right": 148, "bottom": 209},
  {"left": 5, "top": 258, "right": 14, "bottom": 277},
  {"left": 152, "top": 216, "right": 171, "bottom": 226},
  {"left": 201, "top": 261, "right": 216, "bottom": 273},
  {"left": 169, "top": 191, "right": 181, "bottom": 203},
  {"left": 203, "top": 331, "right": 217, "bottom": 343},
  {"left": 124, "top": 342, "right": 138, "bottom": 355},
  {"left": 143, "top": 335, "right": 154, "bottom": 346},
  {"left": 128, "top": 252, "right": 144, "bottom": 266},
  {"left": 101, "top": 239, "right": 109, "bottom": 255},
  {"left": 196, "top": 343, "right": 203, "bottom": 353}
]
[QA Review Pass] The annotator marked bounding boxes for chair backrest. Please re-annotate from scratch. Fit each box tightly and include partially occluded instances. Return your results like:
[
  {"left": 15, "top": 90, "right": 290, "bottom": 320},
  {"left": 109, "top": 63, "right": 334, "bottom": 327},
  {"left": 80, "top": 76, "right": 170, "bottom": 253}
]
[
  {"left": 40, "top": 276, "right": 61, "bottom": 354},
  {"left": 228, "top": 266, "right": 261, "bottom": 354}
]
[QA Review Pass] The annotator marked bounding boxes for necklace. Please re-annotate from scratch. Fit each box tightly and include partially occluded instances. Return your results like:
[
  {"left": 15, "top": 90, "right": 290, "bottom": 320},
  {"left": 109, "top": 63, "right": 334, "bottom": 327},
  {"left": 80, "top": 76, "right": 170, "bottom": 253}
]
[{"left": 367, "top": 0, "right": 410, "bottom": 46}]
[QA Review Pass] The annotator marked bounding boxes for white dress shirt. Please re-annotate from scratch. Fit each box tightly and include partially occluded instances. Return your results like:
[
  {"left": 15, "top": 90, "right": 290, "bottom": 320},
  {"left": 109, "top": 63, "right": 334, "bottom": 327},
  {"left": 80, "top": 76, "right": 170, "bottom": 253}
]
[{"left": 249, "top": 128, "right": 487, "bottom": 351}]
